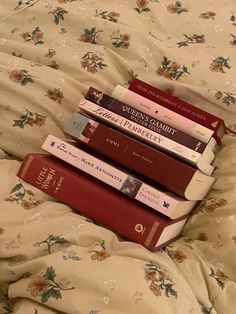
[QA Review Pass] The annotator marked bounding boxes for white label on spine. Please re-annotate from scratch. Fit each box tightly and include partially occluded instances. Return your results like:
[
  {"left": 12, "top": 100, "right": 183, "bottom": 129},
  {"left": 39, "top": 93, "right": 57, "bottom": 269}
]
[
  {"left": 135, "top": 183, "right": 176, "bottom": 214},
  {"left": 42, "top": 136, "right": 127, "bottom": 190}
]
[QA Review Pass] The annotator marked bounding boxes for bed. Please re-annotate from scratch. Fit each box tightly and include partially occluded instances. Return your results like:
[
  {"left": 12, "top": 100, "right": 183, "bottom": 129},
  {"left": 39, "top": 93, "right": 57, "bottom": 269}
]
[{"left": 1, "top": 1, "right": 236, "bottom": 313}]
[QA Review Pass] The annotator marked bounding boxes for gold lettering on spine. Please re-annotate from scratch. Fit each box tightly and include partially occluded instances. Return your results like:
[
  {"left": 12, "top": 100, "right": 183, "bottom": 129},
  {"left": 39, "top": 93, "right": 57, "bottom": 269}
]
[
  {"left": 41, "top": 168, "right": 56, "bottom": 190},
  {"left": 35, "top": 166, "right": 48, "bottom": 185},
  {"left": 36, "top": 167, "right": 56, "bottom": 190},
  {"left": 54, "top": 176, "right": 64, "bottom": 194}
]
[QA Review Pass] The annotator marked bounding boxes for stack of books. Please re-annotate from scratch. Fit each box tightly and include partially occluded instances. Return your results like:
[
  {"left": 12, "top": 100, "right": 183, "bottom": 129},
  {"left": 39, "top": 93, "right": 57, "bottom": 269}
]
[{"left": 17, "top": 78, "right": 226, "bottom": 251}]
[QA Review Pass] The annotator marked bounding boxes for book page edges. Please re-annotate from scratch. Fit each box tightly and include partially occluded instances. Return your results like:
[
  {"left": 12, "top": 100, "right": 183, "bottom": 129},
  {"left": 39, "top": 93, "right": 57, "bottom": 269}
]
[
  {"left": 202, "top": 145, "right": 215, "bottom": 163},
  {"left": 197, "top": 157, "right": 215, "bottom": 176},
  {"left": 185, "top": 171, "right": 215, "bottom": 201},
  {"left": 111, "top": 85, "right": 127, "bottom": 102},
  {"left": 172, "top": 200, "right": 197, "bottom": 219},
  {"left": 155, "top": 218, "right": 188, "bottom": 247}
]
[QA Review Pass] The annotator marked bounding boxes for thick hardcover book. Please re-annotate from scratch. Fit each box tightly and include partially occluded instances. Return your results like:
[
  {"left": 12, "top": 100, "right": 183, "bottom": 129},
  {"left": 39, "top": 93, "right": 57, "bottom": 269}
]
[
  {"left": 78, "top": 98, "right": 215, "bottom": 176},
  {"left": 111, "top": 85, "right": 214, "bottom": 144},
  {"left": 64, "top": 112, "right": 197, "bottom": 219},
  {"left": 129, "top": 78, "right": 225, "bottom": 144},
  {"left": 17, "top": 153, "right": 190, "bottom": 251},
  {"left": 85, "top": 87, "right": 215, "bottom": 169}
]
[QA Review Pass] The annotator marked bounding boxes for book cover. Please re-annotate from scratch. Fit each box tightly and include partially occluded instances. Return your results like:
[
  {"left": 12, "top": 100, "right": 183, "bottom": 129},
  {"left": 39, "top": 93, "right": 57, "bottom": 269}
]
[
  {"left": 78, "top": 100, "right": 215, "bottom": 200},
  {"left": 17, "top": 153, "right": 190, "bottom": 251},
  {"left": 111, "top": 85, "right": 214, "bottom": 144},
  {"left": 85, "top": 87, "right": 215, "bottom": 172},
  {"left": 129, "top": 78, "right": 225, "bottom": 144},
  {"left": 64, "top": 112, "right": 197, "bottom": 219}
]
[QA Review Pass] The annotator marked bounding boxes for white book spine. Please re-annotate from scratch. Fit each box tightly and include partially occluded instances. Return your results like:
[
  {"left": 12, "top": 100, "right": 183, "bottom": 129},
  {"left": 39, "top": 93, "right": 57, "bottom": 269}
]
[
  {"left": 78, "top": 99, "right": 213, "bottom": 175},
  {"left": 42, "top": 135, "right": 188, "bottom": 218},
  {"left": 111, "top": 85, "right": 214, "bottom": 143}
]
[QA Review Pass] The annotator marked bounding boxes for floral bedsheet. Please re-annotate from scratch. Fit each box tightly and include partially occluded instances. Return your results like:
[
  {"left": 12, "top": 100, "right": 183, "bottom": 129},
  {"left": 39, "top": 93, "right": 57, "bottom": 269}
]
[{"left": 0, "top": 1, "right": 236, "bottom": 313}]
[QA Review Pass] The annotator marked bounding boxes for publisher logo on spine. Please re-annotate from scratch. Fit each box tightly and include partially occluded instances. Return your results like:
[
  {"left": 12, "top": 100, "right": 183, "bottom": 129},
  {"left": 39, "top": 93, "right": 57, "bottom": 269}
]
[{"left": 135, "top": 223, "right": 145, "bottom": 234}]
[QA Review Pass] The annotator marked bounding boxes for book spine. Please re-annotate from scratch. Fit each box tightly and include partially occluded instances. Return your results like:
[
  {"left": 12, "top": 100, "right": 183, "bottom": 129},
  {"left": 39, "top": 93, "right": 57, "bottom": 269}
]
[
  {"left": 86, "top": 87, "right": 208, "bottom": 154},
  {"left": 79, "top": 98, "right": 211, "bottom": 170},
  {"left": 129, "top": 79, "right": 225, "bottom": 144},
  {"left": 17, "top": 154, "right": 181, "bottom": 251},
  {"left": 42, "top": 135, "right": 185, "bottom": 210},
  {"left": 64, "top": 113, "right": 196, "bottom": 218},
  {"left": 111, "top": 85, "right": 214, "bottom": 143}
]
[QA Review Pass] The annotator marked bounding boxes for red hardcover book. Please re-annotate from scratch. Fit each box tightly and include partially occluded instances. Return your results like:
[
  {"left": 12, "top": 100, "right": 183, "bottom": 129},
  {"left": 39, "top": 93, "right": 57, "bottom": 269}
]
[
  {"left": 17, "top": 153, "right": 190, "bottom": 251},
  {"left": 129, "top": 78, "right": 226, "bottom": 144}
]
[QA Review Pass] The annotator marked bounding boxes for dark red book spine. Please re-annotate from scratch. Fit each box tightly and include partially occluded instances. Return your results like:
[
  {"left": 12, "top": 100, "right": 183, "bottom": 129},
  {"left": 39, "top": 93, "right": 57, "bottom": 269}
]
[
  {"left": 17, "top": 153, "right": 186, "bottom": 251},
  {"left": 85, "top": 87, "right": 207, "bottom": 153},
  {"left": 128, "top": 78, "right": 226, "bottom": 144}
]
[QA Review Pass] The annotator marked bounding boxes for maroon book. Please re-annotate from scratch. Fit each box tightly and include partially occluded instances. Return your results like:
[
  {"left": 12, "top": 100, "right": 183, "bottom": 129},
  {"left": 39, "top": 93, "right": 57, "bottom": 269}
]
[
  {"left": 129, "top": 78, "right": 226, "bottom": 144},
  {"left": 17, "top": 153, "right": 190, "bottom": 251}
]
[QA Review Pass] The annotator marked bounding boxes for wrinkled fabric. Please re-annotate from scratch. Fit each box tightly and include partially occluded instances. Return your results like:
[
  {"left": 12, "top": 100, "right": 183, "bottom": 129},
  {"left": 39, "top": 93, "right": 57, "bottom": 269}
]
[{"left": 0, "top": 1, "right": 236, "bottom": 313}]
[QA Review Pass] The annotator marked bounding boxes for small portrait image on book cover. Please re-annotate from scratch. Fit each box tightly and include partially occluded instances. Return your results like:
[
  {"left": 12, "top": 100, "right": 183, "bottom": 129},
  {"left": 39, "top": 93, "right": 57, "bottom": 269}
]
[
  {"left": 81, "top": 121, "right": 98, "bottom": 143},
  {"left": 86, "top": 87, "right": 114, "bottom": 108},
  {"left": 120, "top": 176, "right": 142, "bottom": 198}
]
